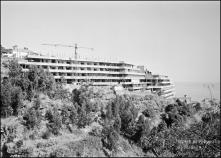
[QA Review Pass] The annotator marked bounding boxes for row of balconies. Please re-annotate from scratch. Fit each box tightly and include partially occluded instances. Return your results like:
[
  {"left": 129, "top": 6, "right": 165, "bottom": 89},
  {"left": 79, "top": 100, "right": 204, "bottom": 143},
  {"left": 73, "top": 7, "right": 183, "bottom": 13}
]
[
  {"left": 19, "top": 59, "right": 142, "bottom": 71},
  {"left": 28, "top": 57, "right": 121, "bottom": 66},
  {"left": 148, "top": 84, "right": 175, "bottom": 89},
  {"left": 21, "top": 67, "right": 145, "bottom": 76},
  {"left": 53, "top": 75, "right": 145, "bottom": 80},
  {"left": 27, "top": 55, "right": 136, "bottom": 67},
  {"left": 52, "top": 72, "right": 127, "bottom": 77}
]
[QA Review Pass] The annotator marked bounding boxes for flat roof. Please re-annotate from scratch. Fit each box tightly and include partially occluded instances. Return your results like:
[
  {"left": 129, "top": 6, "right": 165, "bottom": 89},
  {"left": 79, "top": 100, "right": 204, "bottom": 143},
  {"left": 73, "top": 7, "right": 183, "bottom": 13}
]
[{"left": 26, "top": 55, "right": 136, "bottom": 66}]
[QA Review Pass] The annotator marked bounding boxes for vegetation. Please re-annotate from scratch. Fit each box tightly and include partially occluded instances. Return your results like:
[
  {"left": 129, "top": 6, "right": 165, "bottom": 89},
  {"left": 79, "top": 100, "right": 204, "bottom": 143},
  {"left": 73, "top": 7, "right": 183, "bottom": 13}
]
[
  {"left": 1, "top": 58, "right": 220, "bottom": 157},
  {"left": 45, "top": 107, "right": 62, "bottom": 135}
]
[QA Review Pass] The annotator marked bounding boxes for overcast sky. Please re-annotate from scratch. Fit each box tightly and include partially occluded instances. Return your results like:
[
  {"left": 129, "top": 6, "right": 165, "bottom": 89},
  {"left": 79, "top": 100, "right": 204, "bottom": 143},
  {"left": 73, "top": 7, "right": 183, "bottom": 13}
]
[{"left": 1, "top": 1, "right": 220, "bottom": 83}]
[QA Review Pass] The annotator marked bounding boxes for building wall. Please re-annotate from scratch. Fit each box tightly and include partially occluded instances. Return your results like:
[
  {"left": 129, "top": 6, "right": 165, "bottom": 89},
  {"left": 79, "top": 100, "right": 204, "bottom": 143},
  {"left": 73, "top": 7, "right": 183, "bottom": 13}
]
[
  {"left": 18, "top": 56, "right": 147, "bottom": 86},
  {"left": 16, "top": 55, "right": 175, "bottom": 97}
]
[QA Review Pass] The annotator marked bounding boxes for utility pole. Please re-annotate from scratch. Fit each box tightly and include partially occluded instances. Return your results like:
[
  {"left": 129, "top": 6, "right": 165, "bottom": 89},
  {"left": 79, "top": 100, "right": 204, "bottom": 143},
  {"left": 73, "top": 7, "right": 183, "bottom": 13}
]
[
  {"left": 203, "top": 83, "right": 214, "bottom": 101},
  {"left": 74, "top": 43, "right": 77, "bottom": 60}
]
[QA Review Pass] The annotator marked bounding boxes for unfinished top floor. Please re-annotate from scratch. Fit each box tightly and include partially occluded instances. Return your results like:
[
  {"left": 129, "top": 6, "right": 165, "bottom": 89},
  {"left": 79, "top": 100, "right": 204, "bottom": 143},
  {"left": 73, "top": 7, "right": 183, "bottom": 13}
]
[{"left": 24, "top": 55, "right": 144, "bottom": 69}]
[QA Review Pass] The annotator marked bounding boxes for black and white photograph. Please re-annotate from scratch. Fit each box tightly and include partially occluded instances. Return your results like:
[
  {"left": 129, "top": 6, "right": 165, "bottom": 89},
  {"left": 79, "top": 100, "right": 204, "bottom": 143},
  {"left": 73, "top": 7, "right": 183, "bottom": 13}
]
[{"left": 1, "top": 1, "right": 220, "bottom": 157}]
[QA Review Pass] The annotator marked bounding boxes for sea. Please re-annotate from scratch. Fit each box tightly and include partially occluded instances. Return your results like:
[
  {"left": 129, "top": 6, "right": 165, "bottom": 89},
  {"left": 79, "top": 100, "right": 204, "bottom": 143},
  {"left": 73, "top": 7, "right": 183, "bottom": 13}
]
[{"left": 174, "top": 82, "right": 220, "bottom": 102}]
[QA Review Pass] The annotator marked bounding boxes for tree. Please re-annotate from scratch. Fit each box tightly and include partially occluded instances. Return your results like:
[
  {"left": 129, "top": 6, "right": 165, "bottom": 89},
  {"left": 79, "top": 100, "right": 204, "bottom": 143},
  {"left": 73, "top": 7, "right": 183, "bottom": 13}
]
[
  {"left": 8, "top": 58, "right": 22, "bottom": 79},
  {"left": 113, "top": 115, "right": 121, "bottom": 133},
  {"left": 27, "top": 65, "right": 39, "bottom": 91},
  {"left": 71, "top": 84, "right": 99, "bottom": 116},
  {"left": 104, "top": 95, "right": 139, "bottom": 139},
  {"left": 69, "top": 105, "right": 78, "bottom": 125},
  {"left": 102, "top": 124, "right": 119, "bottom": 152},
  {"left": 6, "top": 58, "right": 23, "bottom": 88},
  {"left": 72, "top": 89, "right": 81, "bottom": 104},
  {"left": 45, "top": 107, "right": 62, "bottom": 135},
  {"left": 61, "top": 105, "right": 70, "bottom": 125},
  {"left": 10, "top": 86, "right": 23, "bottom": 116},
  {"left": 23, "top": 106, "right": 42, "bottom": 130},
  {"left": 106, "top": 102, "right": 113, "bottom": 120},
  {"left": 76, "top": 104, "right": 90, "bottom": 128},
  {"left": 44, "top": 69, "right": 55, "bottom": 92},
  {"left": 19, "top": 73, "right": 30, "bottom": 96},
  {"left": 1, "top": 80, "right": 13, "bottom": 117}
]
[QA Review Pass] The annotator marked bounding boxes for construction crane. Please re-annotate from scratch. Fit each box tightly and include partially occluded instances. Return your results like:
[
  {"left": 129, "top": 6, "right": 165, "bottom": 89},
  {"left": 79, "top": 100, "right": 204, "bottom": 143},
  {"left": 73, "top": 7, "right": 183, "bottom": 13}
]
[{"left": 41, "top": 43, "right": 94, "bottom": 59}]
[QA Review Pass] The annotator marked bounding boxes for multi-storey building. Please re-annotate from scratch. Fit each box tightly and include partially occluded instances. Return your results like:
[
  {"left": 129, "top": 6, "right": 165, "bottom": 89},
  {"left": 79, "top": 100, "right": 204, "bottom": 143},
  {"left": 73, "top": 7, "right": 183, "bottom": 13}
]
[
  {"left": 148, "top": 74, "right": 176, "bottom": 99},
  {"left": 1, "top": 46, "right": 175, "bottom": 99}
]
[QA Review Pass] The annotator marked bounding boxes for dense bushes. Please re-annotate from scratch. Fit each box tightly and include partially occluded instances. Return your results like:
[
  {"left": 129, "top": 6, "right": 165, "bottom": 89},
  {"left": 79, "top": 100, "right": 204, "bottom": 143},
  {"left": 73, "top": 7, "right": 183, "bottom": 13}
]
[
  {"left": 69, "top": 105, "right": 78, "bottom": 125},
  {"left": 71, "top": 85, "right": 99, "bottom": 113},
  {"left": 45, "top": 107, "right": 62, "bottom": 135},
  {"left": 76, "top": 105, "right": 91, "bottom": 128},
  {"left": 139, "top": 99, "right": 221, "bottom": 157},
  {"left": 102, "top": 94, "right": 220, "bottom": 157},
  {"left": 1, "top": 58, "right": 220, "bottom": 157},
  {"left": 1, "top": 59, "right": 58, "bottom": 118},
  {"left": 11, "top": 86, "right": 23, "bottom": 116},
  {"left": 141, "top": 110, "right": 220, "bottom": 157},
  {"left": 101, "top": 123, "right": 119, "bottom": 152},
  {"left": 1, "top": 79, "right": 13, "bottom": 117},
  {"left": 70, "top": 85, "right": 101, "bottom": 128},
  {"left": 48, "top": 82, "right": 70, "bottom": 100},
  {"left": 1, "top": 84, "right": 24, "bottom": 117},
  {"left": 103, "top": 95, "right": 150, "bottom": 147},
  {"left": 22, "top": 98, "right": 42, "bottom": 130},
  {"left": 105, "top": 95, "right": 139, "bottom": 137}
]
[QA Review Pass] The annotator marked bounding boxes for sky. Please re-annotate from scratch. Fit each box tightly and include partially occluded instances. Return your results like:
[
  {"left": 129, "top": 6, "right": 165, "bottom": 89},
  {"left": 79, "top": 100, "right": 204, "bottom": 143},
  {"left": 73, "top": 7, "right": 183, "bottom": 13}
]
[{"left": 1, "top": 1, "right": 220, "bottom": 83}]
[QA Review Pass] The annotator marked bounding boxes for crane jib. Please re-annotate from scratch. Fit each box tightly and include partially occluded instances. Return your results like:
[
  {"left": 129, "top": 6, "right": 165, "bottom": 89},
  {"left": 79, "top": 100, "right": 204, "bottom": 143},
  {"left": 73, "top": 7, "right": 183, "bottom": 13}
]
[{"left": 41, "top": 43, "right": 93, "bottom": 59}]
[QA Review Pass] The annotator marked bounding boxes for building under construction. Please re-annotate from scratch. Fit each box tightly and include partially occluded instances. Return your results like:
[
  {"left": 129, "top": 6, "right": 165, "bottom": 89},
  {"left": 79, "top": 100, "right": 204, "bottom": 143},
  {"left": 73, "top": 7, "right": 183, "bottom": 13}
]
[{"left": 2, "top": 45, "right": 175, "bottom": 99}]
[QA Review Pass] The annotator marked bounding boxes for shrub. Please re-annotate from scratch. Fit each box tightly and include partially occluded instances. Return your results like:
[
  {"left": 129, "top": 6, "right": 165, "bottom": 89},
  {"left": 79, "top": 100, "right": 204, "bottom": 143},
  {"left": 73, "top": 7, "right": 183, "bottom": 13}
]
[
  {"left": 177, "top": 105, "right": 192, "bottom": 117},
  {"left": 52, "top": 83, "right": 70, "bottom": 100},
  {"left": 140, "top": 108, "right": 221, "bottom": 157},
  {"left": 132, "top": 114, "right": 147, "bottom": 141},
  {"left": 71, "top": 85, "right": 103, "bottom": 128},
  {"left": 72, "top": 88, "right": 81, "bottom": 104},
  {"left": 45, "top": 108, "right": 62, "bottom": 135},
  {"left": 102, "top": 124, "right": 119, "bottom": 151},
  {"left": 165, "top": 104, "right": 177, "bottom": 113},
  {"left": 29, "top": 130, "right": 38, "bottom": 140},
  {"left": 16, "top": 140, "right": 23, "bottom": 148},
  {"left": 7, "top": 58, "right": 23, "bottom": 88},
  {"left": 11, "top": 86, "right": 23, "bottom": 116},
  {"left": 89, "top": 126, "right": 102, "bottom": 137},
  {"left": 161, "top": 112, "right": 183, "bottom": 128},
  {"left": 113, "top": 115, "right": 121, "bottom": 133},
  {"left": 76, "top": 105, "right": 90, "bottom": 128},
  {"left": 142, "top": 107, "right": 155, "bottom": 118},
  {"left": 69, "top": 105, "right": 78, "bottom": 125},
  {"left": 22, "top": 106, "right": 42, "bottom": 130},
  {"left": 42, "top": 130, "right": 51, "bottom": 139},
  {"left": 26, "top": 84, "right": 34, "bottom": 101},
  {"left": 104, "top": 95, "right": 139, "bottom": 141},
  {"left": 61, "top": 106, "right": 70, "bottom": 125},
  {"left": 71, "top": 84, "right": 100, "bottom": 114},
  {"left": 1, "top": 80, "right": 13, "bottom": 118},
  {"left": 106, "top": 102, "right": 113, "bottom": 120},
  {"left": 19, "top": 147, "right": 33, "bottom": 157},
  {"left": 3, "top": 124, "right": 17, "bottom": 143},
  {"left": 194, "top": 102, "right": 202, "bottom": 112}
]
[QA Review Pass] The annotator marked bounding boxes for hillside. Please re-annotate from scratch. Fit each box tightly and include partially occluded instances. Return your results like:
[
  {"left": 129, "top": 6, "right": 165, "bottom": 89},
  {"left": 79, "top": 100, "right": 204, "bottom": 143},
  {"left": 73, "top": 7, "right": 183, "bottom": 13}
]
[{"left": 1, "top": 59, "right": 220, "bottom": 157}]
